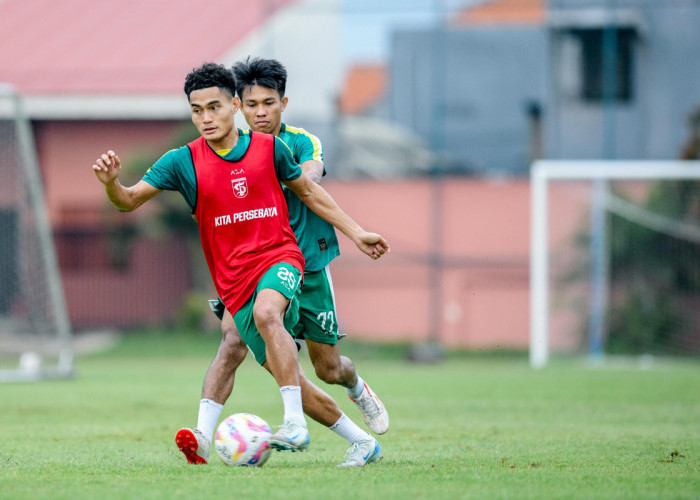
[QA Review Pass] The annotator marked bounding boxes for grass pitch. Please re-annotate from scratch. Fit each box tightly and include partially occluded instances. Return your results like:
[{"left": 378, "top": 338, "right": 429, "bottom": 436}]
[{"left": 0, "top": 331, "right": 698, "bottom": 499}]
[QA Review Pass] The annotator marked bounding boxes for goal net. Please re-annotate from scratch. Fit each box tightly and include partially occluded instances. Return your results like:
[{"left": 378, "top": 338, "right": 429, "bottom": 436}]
[
  {"left": 530, "top": 160, "right": 700, "bottom": 368},
  {"left": 0, "top": 86, "right": 73, "bottom": 381}
]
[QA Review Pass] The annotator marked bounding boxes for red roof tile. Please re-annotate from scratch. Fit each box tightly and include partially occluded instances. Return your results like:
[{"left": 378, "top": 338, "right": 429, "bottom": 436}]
[
  {"left": 338, "top": 64, "right": 386, "bottom": 115},
  {"left": 454, "top": 0, "right": 545, "bottom": 26},
  {"left": 0, "top": 0, "right": 296, "bottom": 95}
]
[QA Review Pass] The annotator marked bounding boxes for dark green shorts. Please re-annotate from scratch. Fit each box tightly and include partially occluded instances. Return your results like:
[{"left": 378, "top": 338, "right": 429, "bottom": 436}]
[
  {"left": 232, "top": 262, "right": 302, "bottom": 366},
  {"left": 292, "top": 266, "right": 344, "bottom": 345}
]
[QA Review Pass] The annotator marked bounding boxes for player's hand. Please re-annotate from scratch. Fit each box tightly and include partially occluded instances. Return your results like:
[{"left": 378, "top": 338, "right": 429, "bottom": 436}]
[
  {"left": 355, "top": 231, "right": 390, "bottom": 260},
  {"left": 92, "top": 150, "right": 122, "bottom": 185}
]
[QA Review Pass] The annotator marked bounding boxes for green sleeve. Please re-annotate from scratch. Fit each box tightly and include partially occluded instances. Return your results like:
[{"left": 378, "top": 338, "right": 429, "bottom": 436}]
[
  {"left": 294, "top": 130, "right": 323, "bottom": 165},
  {"left": 141, "top": 146, "right": 197, "bottom": 211},
  {"left": 273, "top": 136, "right": 302, "bottom": 182}
]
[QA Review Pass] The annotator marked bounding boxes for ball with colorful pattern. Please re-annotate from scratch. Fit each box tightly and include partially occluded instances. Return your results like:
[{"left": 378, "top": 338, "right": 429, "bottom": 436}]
[{"left": 214, "top": 413, "right": 272, "bottom": 466}]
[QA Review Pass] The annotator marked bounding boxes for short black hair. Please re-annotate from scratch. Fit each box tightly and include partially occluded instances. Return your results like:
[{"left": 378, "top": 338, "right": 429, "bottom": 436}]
[
  {"left": 232, "top": 56, "right": 287, "bottom": 99},
  {"left": 184, "top": 62, "right": 236, "bottom": 99}
]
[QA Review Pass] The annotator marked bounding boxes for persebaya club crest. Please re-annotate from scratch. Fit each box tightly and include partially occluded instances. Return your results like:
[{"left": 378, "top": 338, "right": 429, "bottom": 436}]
[{"left": 231, "top": 177, "right": 248, "bottom": 198}]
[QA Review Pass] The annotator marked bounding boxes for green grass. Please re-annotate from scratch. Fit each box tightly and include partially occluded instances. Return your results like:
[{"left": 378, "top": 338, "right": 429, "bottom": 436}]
[{"left": 1, "top": 332, "right": 699, "bottom": 499}]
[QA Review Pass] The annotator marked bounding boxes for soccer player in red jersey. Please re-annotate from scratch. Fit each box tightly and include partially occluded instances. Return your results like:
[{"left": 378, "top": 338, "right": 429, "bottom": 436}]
[
  {"left": 91, "top": 62, "right": 389, "bottom": 464},
  {"left": 199, "top": 57, "right": 389, "bottom": 467}
]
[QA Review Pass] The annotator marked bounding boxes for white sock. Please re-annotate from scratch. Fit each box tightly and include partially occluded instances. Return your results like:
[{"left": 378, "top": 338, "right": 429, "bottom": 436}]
[
  {"left": 346, "top": 375, "right": 365, "bottom": 399},
  {"left": 280, "top": 386, "right": 306, "bottom": 426},
  {"left": 197, "top": 398, "right": 224, "bottom": 443},
  {"left": 330, "top": 412, "right": 372, "bottom": 444}
]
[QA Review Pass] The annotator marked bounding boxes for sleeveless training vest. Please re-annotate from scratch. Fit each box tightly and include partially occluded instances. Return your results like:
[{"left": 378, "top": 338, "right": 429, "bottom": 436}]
[{"left": 189, "top": 132, "right": 304, "bottom": 316}]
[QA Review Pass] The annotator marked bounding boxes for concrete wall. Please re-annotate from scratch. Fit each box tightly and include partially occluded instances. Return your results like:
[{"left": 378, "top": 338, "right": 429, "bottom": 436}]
[
  {"left": 548, "top": 3, "right": 700, "bottom": 160},
  {"left": 325, "top": 178, "right": 584, "bottom": 349},
  {"left": 390, "top": 26, "right": 548, "bottom": 174},
  {"left": 389, "top": 3, "right": 700, "bottom": 173}
]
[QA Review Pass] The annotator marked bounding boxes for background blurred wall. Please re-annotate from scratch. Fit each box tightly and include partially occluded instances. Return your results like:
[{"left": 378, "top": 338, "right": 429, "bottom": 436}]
[
  {"left": 547, "top": 2, "right": 700, "bottom": 160},
  {"left": 390, "top": 26, "right": 548, "bottom": 174},
  {"left": 325, "top": 177, "right": 584, "bottom": 349}
]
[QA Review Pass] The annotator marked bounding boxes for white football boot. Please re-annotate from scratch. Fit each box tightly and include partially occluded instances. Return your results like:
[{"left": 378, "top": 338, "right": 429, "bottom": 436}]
[
  {"left": 338, "top": 437, "right": 383, "bottom": 467},
  {"left": 175, "top": 428, "right": 210, "bottom": 464},
  {"left": 268, "top": 420, "right": 310, "bottom": 452},
  {"left": 349, "top": 382, "right": 389, "bottom": 435}
]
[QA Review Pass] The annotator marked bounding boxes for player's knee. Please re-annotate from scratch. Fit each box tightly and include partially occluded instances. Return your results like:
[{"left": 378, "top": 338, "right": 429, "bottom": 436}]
[
  {"left": 315, "top": 363, "right": 341, "bottom": 385},
  {"left": 252, "top": 301, "right": 281, "bottom": 331},
  {"left": 221, "top": 329, "right": 247, "bottom": 363}
]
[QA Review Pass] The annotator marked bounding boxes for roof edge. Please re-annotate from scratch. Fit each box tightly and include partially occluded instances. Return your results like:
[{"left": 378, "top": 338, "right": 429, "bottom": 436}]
[{"left": 0, "top": 95, "right": 189, "bottom": 120}]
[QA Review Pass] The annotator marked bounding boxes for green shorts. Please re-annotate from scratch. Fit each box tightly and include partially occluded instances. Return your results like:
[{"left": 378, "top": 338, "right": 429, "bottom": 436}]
[
  {"left": 292, "top": 266, "right": 345, "bottom": 345},
  {"left": 232, "top": 262, "right": 302, "bottom": 366}
]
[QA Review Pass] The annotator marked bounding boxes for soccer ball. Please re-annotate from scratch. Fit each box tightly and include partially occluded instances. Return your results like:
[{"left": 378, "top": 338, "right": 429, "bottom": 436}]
[{"left": 214, "top": 413, "right": 272, "bottom": 467}]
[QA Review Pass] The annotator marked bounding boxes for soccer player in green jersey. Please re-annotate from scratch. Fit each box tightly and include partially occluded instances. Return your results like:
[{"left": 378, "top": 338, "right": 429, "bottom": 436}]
[
  {"left": 197, "top": 57, "right": 389, "bottom": 464},
  {"left": 91, "top": 62, "right": 388, "bottom": 467},
  {"left": 237, "top": 57, "right": 391, "bottom": 434}
]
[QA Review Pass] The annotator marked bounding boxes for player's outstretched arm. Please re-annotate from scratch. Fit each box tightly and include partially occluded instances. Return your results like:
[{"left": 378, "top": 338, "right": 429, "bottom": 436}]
[
  {"left": 283, "top": 175, "right": 390, "bottom": 260},
  {"left": 300, "top": 159, "right": 324, "bottom": 185},
  {"left": 92, "top": 150, "right": 161, "bottom": 212}
]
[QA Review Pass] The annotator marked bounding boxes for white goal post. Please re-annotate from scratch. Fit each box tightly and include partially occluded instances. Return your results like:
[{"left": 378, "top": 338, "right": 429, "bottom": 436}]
[
  {"left": 0, "top": 85, "right": 73, "bottom": 382},
  {"left": 530, "top": 160, "right": 700, "bottom": 368}
]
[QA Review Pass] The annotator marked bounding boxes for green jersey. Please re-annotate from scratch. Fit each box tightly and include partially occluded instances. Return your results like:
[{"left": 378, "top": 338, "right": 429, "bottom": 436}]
[
  {"left": 142, "top": 129, "right": 301, "bottom": 211},
  {"left": 278, "top": 123, "right": 340, "bottom": 272}
]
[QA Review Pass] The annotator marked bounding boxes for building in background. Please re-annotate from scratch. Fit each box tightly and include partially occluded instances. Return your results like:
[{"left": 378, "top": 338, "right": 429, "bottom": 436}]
[
  {"left": 546, "top": 0, "right": 700, "bottom": 161},
  {"left": 387, "top": 0, "right": 700, "bottom": 174}
]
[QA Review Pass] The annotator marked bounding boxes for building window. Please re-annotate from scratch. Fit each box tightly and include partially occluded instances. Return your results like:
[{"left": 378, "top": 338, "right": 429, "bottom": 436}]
[{"left": 570, "top": 27, "right": 636, "bottom": 102}]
